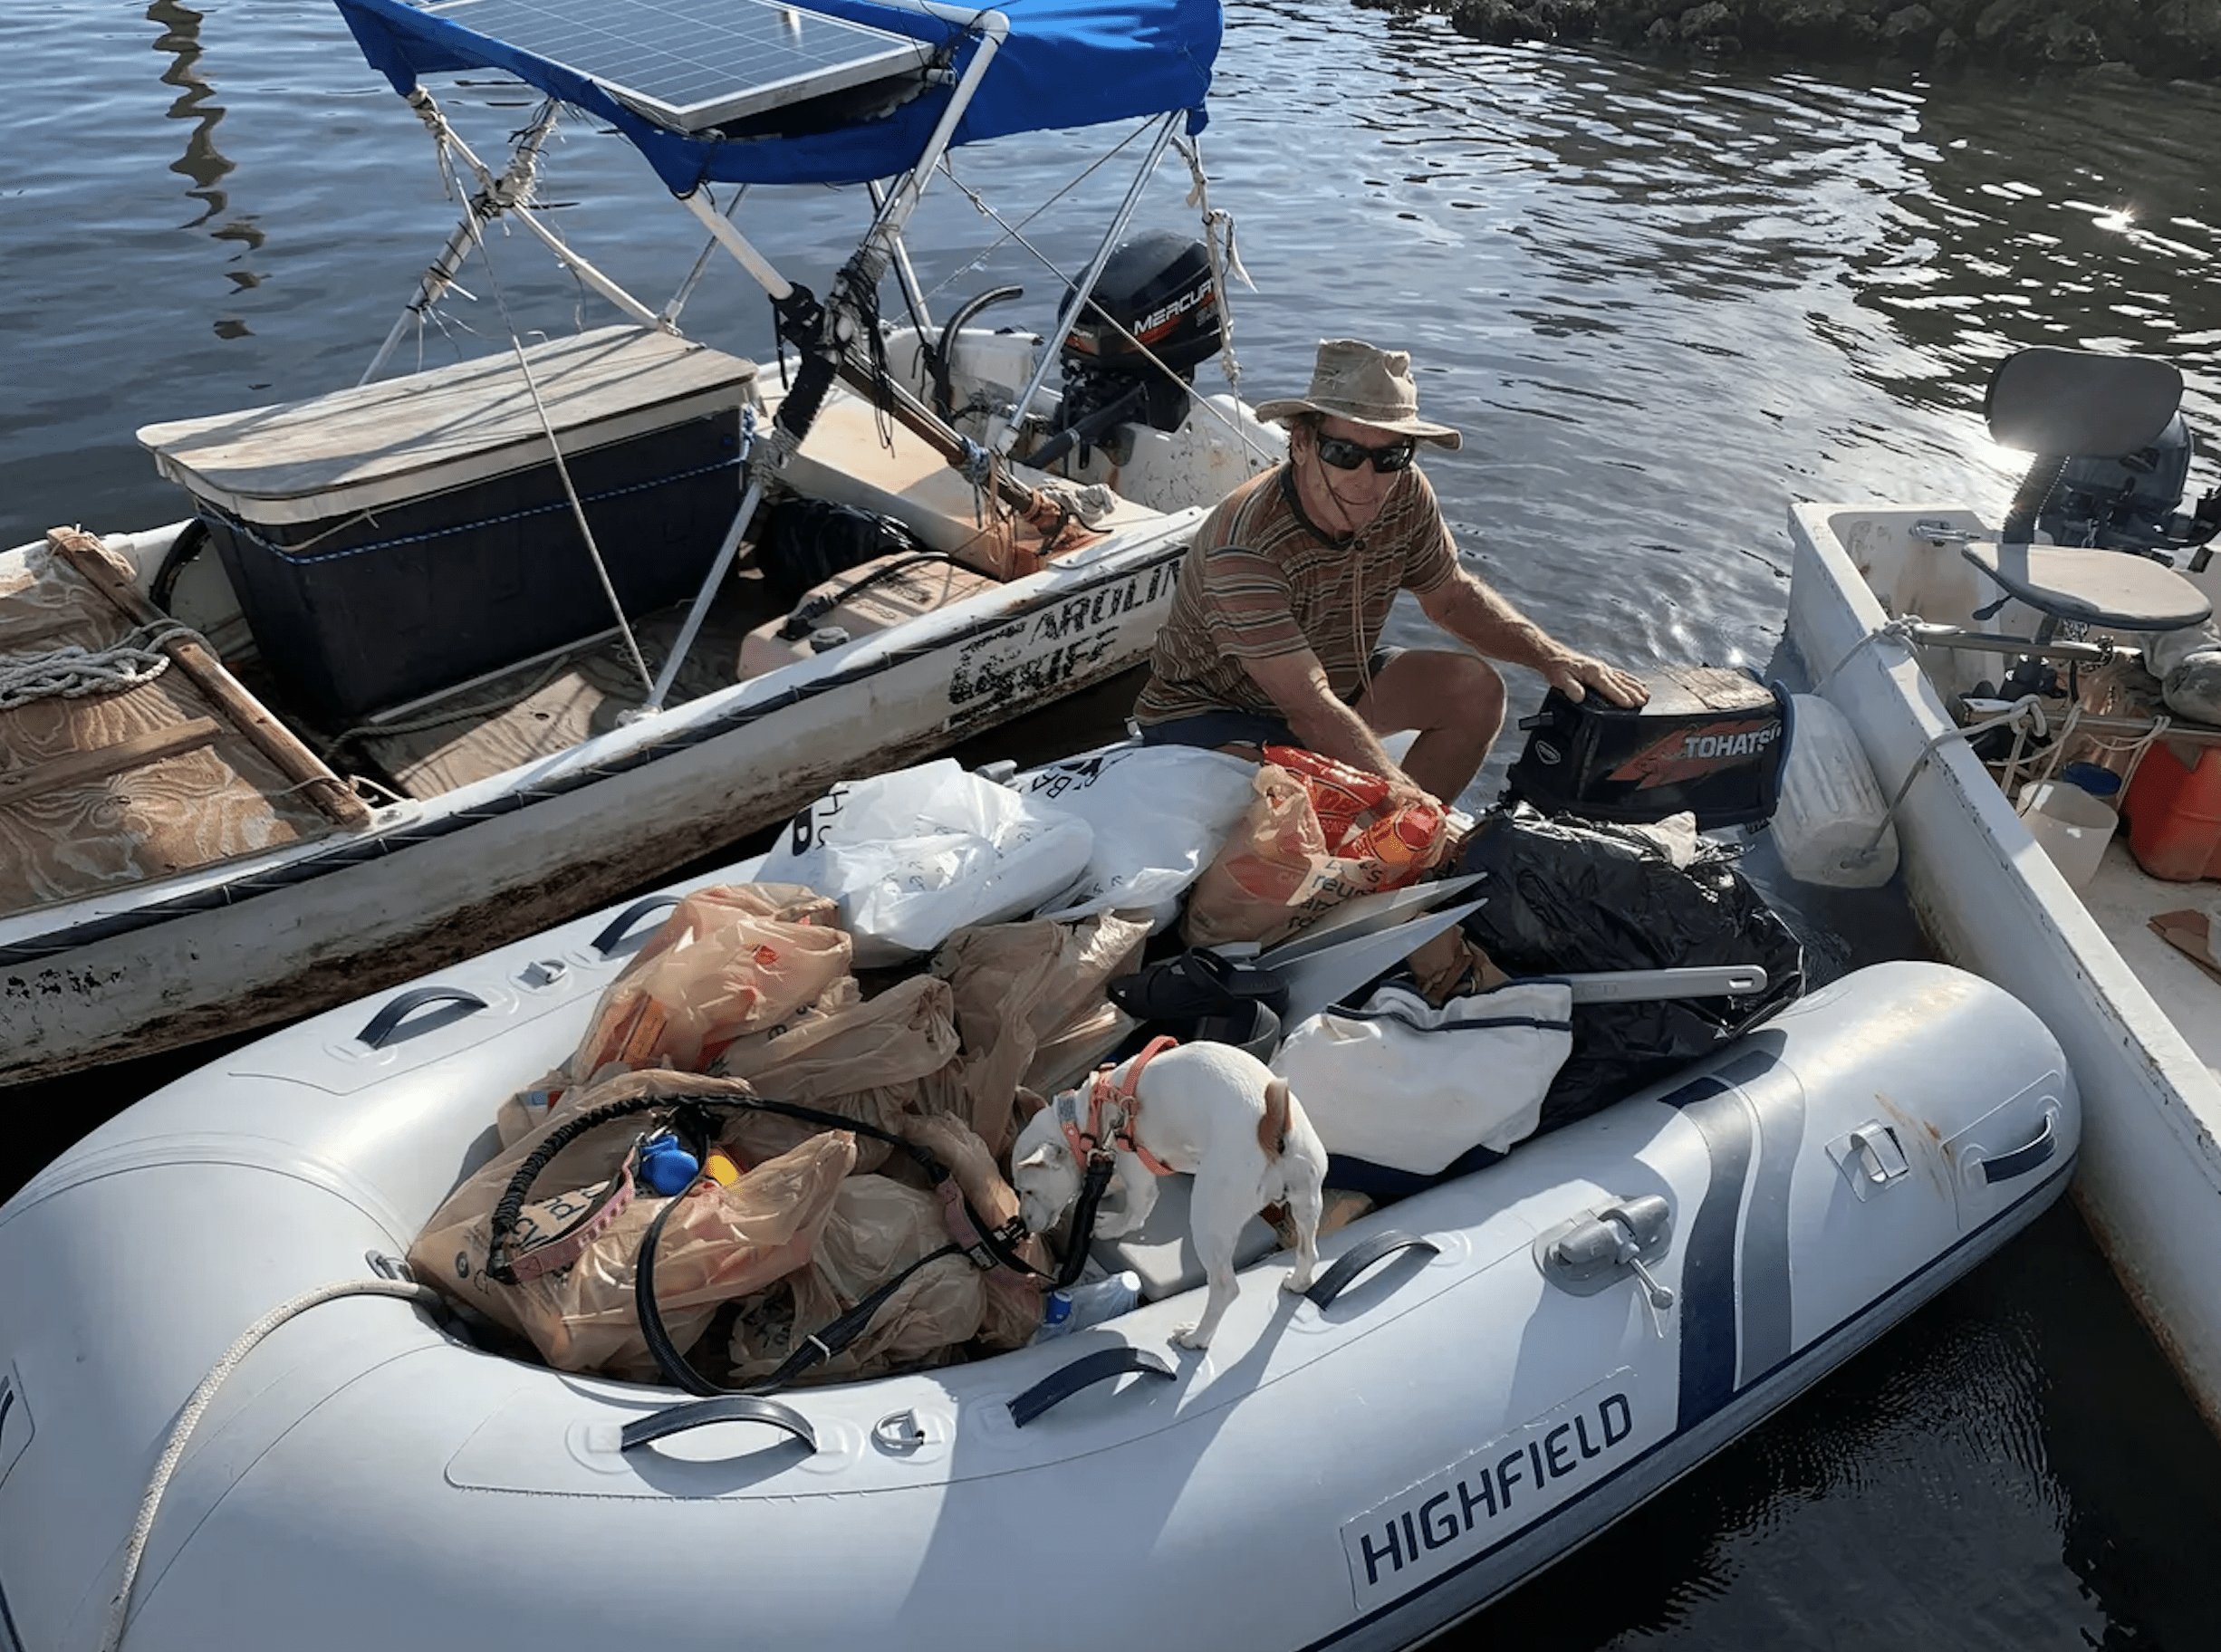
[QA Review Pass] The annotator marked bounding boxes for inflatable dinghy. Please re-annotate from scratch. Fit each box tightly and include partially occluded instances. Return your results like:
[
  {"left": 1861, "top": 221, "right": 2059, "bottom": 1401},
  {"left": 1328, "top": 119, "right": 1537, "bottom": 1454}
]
[{"left": 0, "top": 866, "right": 2077, "bottom": 1652}]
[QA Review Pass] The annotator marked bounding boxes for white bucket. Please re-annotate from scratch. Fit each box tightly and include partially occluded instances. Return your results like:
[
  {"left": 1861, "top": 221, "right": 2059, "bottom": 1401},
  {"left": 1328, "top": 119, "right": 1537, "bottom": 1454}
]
[
  {"left": 2017, "top": 780, "right": 2118, "bottom": 890},
  {"left": 1772, "top": 693, "right": 1900, "bottom": 888}
]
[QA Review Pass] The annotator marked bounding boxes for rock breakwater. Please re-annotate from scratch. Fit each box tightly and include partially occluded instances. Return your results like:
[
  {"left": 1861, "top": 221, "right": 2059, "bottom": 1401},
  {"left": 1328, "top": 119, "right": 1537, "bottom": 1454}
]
[{"left": 1355, "top": 0, "right": 2221, "bottom": 80}]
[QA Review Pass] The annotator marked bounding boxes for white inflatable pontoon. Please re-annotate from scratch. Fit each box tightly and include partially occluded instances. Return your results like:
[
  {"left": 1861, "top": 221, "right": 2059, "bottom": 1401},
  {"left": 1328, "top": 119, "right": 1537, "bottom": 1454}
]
[{"left": 0, "top": 860, "right": 2077, "bottom": 1652}]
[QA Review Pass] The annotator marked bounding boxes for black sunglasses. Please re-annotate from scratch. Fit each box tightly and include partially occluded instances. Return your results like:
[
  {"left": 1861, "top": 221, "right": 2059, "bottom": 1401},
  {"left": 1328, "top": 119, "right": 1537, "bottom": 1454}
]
[{"left": 1313, "top": 432, "right": 1418, "bottom": 473}]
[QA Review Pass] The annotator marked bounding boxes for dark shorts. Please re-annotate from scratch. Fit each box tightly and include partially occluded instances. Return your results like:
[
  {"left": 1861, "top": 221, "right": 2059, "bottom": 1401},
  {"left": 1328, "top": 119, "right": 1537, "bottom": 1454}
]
[{"left": 1138, "top": 647, "right": 1402, "bottom": 752}]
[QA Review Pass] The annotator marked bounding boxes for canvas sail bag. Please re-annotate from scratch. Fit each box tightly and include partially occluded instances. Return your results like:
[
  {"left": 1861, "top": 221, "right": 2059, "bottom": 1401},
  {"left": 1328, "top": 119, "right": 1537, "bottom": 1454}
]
[{"left": 1272, "top": 980, "right": 1575, "bottom": 1173}]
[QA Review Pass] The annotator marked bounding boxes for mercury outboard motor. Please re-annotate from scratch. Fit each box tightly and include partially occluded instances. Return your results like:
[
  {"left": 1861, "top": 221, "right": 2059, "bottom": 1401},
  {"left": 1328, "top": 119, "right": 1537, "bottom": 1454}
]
[{"left": 1034, "top": 230, "right": 1224, "bottom": 469}]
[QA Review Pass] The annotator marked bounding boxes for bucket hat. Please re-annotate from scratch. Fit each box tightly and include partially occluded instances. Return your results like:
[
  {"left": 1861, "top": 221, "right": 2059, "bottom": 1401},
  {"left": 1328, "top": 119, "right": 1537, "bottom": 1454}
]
[{"left": 1253, "top": 338, "right": 1462, "bottom": 449}]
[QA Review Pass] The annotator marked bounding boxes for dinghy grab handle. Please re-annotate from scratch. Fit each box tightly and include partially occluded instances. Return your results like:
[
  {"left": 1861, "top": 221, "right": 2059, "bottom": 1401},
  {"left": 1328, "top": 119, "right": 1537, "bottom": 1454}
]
[
  {"left": 1303, "top": 1231, "right": 1442, "bottom": 1310},
  {"left": 1978, "top": 1109, "right": 2059, "bottom": 1184},
  {"left": 1007, "top": 1349, "right": 1175, "bottom": 1428},
  {"left": 620, "top": 1396, "right": 817, "bottom": 1455},
  {"left": 591, "top": 895, "right": 682, "bottom": 958},
  {"left": 356, "top": 986, "right": 489, "bottom": 1049}
]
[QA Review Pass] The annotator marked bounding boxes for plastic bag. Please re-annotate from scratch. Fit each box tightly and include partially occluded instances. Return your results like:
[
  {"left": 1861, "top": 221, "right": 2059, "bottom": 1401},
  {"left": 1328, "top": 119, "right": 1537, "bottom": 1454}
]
[
  {"left": 1180, "top": 763, "right": 1442, "bottom": 949},
  {"left": 709, "top": 973, "right": 961, "bottom": 1172},
  {"left": 1457, "top": 803, "right": 1804, "bottom": 1130},
  {"left": 1272, "top": 980, "right": 1573, "bottom": 1172},
  {"left": 757, "top": 497, "right": 925, "bottom": 607},
  {"left": 727, "top": 1175, "right": 986, "bottom": 1386},
  {"left": 408, "top": 1070, "right": 855, "bottom": 1379},
  {"left": 917, "top": 912, "right": 1149, "bottom": 1156},
  {"left": 1017, "top": 744, "right": 1260, "bottom": 927},
  {"left": 756, "top": 759, "right": 1096, "bottom": 966},
  {"left": 567, "top": 884, "right": 849, "bottom": 1077}
]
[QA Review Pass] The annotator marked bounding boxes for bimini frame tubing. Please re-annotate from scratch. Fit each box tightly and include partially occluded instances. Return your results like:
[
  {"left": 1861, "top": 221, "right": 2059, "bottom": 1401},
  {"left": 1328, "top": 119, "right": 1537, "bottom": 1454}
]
[
  {"left": 990, "top": 108, "right": 1182, "bottom": 456},
  {"left": 641, "top": 1, "right": 1022, "bottom": 717},
  {"left": 365, "top": 91, "right": 674, "bottom": 384}
]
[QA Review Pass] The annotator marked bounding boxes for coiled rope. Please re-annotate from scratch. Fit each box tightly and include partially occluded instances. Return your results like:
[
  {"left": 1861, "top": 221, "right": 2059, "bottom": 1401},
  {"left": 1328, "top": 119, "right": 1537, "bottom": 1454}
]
[{"left": 0, "top": 620, "right": 202, "bottom": 711}]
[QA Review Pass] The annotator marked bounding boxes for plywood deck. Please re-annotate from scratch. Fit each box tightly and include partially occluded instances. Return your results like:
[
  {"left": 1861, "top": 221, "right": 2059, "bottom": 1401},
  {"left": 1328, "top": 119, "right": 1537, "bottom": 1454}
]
[
  {"left": 0, "top": 531, "right": 366, "bottom": 916},
  {"left": 350, "top": 571, "right": 781, "bottom": 797}
]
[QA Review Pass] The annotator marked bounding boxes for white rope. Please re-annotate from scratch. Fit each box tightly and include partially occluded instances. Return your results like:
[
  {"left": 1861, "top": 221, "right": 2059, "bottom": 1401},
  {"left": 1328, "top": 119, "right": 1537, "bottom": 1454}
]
[
  {"left": 1856, "top": 692, "right": 2051, "bottom": 858},
  {"left": 1175, "top": 134, "right": 1251, "bottom": 398},
  {"left": 0, "top": 620, "right": 202, "bottom": 711},
  {"left": 101, "top": 1277, "right": 444, "bottom": 1652}
]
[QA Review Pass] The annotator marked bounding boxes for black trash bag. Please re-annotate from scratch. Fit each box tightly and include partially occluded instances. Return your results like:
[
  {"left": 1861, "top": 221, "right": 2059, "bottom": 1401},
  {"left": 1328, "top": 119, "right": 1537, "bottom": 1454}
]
[
  {"left": 756, "top": 498, "right": 925, "bottom": 608},
  {"left": 1457, "top": 803, "right": 1805, "bottom": 1134}
]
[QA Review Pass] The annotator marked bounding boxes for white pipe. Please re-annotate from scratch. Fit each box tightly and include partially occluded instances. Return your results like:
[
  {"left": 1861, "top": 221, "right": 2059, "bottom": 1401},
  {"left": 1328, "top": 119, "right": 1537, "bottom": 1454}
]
[
  {"left": 994, "top": 110, "right": 1180, "bottom": 453},
  {"left": 678, "top": 189, "right": 795, "bottom": 301},
  {"left": 364, "top": 99, "right": 562, "bottom": 385},
  {"left": 630, "top": 476, "right": 765, "bottom": 717}
]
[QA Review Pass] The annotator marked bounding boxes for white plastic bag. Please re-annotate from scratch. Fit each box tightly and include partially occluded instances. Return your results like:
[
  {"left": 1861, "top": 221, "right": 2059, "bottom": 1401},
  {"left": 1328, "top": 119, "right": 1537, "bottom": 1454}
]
[
  {"left": 1018, "top": 744, "right": 1260, "bottom": 927},
  {"left": 1272, "top": 980, "right": 1574, "bottom": 1172},
  {"left": 757, "top": 759, "right": 1094, "bottom": 966}
]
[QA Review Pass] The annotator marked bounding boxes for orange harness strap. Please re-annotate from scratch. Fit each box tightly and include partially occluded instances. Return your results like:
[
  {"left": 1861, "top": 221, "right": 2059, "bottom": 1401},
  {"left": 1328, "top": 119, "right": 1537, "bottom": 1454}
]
[{"left": 1059, "top": 1034, "right": 1180, "bottom": 1178}]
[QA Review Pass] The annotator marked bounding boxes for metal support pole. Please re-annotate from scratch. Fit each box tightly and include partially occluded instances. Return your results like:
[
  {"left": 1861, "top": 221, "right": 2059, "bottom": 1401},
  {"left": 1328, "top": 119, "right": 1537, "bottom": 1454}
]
[
  {"left": 630, "top": 475, "right": 766, "bottom": 716},
  {"left": 992, "top": 110, "right": 1180, "bottom": 454},
  {"left": 868, "top": 178, "right": 934, "bottom": 338},
  {"left": 363, "top": 98, "right": 562, "bottom": 384}
]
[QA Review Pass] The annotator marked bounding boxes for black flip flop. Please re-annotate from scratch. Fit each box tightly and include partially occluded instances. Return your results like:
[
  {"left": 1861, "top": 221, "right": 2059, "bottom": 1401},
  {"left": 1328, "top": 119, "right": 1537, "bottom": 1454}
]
[{"left": 1108, "top": 948, "right": 1290, "bottom": 1023}]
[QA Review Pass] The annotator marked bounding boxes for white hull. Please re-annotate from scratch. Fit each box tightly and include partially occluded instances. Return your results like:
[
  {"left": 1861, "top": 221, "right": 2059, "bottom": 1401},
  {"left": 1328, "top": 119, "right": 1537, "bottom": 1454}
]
[
  {"left": 1787, "top": 501, "right": 2221, "bottom": 1435},
  {"left": 0, "top": 504, "right": 1201, "bottom": 1087},
  {"left": 0, "top": 860, "right": 2076, "bottom": 1649}
]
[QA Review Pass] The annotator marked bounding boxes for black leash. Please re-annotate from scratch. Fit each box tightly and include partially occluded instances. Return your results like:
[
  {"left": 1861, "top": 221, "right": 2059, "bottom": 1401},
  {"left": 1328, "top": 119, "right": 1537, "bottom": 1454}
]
[{"left": 483, "top": 1087, "right": 1043, "bottom": 1396}]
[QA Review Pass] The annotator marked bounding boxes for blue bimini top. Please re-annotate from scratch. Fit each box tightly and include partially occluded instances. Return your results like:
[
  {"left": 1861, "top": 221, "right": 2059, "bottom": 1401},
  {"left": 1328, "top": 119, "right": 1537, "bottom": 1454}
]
[{"left": 334, "top": 0, "right": 1221, "bottom": 194}]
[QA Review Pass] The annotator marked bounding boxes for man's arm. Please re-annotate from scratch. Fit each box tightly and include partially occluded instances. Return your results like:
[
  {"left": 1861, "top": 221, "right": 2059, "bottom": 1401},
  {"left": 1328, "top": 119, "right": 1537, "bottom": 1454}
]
[
  {"left": 1241, "top": 647, "right": 1430, "bottom": 802},
  {"left": 1418, "top": 569, "right": 1649, "bottom": 707}
]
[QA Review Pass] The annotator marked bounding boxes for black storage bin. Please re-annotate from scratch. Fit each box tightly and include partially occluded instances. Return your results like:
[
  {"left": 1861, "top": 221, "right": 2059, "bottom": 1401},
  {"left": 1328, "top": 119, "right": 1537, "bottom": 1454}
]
[
  {"left": 1501, "top": 664, "right": 1788, "bottom": 829},
  {"left": 139, "top": 326, "right": 758, "bottom": 724}
]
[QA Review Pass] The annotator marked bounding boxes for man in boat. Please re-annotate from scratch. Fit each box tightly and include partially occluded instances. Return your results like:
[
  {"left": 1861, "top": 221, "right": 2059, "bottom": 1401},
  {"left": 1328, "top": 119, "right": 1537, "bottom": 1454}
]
[{"left": 1133, "top": 338, "right": 1648, "bottom": 807}]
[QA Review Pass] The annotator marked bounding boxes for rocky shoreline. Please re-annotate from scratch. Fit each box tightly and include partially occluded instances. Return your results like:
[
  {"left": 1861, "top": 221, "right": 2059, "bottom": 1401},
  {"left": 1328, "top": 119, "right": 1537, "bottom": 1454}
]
[{"left": 1353, "top": 0, "right": 2221, "bottom": 81}]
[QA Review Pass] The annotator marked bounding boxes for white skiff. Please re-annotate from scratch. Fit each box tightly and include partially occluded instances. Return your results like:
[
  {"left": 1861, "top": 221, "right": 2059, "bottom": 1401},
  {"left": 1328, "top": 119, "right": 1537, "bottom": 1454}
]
[
  {"left": 0, "top": 0, "right": 1278, "bottom": 1085},
  {"left": 1784, "top": 344, "right": 2221, "bottom": 1433}
]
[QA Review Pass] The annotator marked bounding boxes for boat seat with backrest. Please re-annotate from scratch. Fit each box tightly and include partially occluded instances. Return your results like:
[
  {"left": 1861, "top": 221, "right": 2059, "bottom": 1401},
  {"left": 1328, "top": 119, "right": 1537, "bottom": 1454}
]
[{"left": 1964, "top": 347, "right": 2211, "bottom": 641}]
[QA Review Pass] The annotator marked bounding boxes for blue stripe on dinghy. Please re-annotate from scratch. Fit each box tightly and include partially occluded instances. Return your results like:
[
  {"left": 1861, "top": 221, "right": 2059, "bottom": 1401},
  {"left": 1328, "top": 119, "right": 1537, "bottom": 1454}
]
[
  {"left": 1295, "top": 1162, "right": 2072, "bottom": 1652},
  {"left": 1677, "top": 1049, "right": 1803, "bottom": 1415},
  {"left": 1662, "top": 1073, "right": 1743, "bottom": 1426},
  {"left": 0, "top": 543, "right": 1186, "bottom": 968}
]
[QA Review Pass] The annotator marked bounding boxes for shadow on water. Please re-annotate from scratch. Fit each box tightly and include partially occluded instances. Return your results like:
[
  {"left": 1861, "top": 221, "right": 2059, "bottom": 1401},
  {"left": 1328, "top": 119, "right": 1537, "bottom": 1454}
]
[{"left": 1459, "top": 1196, "right": 2221, "bottom": 1650}]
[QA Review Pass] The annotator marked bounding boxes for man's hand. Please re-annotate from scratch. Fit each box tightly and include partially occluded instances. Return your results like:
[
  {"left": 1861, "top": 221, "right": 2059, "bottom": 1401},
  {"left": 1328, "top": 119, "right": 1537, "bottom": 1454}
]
[
  {"left": 1543, "top": 651, "right": 1649, "bottom": 709},
  {"left": 1381, "top": 772, "right": 1443, "bottom": 818}
]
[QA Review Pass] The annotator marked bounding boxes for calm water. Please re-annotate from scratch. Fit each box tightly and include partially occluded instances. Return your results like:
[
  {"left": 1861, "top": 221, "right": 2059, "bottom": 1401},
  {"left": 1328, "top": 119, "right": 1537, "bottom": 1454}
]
[{"left": 9, "top": 1, "right": 2221, "bottom": 1644}]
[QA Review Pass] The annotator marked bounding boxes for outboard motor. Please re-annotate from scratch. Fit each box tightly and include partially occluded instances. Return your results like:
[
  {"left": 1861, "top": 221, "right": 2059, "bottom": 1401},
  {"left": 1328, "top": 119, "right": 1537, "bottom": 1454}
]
[
  {"left": 2038, "top": 411, "right": 2213, "bottom": 556},
  {"left": 1040, "top": 230, "right": 1225, "bottom": 466}
]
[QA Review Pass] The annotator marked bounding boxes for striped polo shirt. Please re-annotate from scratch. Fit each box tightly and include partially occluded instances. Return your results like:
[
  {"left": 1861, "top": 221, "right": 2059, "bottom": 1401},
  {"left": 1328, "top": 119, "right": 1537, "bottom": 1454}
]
[{"left": 1133, "top": 460, "right": 1459, "bottom": 725}]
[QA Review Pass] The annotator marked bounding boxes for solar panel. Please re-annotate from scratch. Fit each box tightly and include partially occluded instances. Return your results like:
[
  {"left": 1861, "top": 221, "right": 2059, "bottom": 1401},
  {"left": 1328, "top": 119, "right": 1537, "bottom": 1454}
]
[{"left": 427, "top": 0, "right": 938, "bottom": 132}]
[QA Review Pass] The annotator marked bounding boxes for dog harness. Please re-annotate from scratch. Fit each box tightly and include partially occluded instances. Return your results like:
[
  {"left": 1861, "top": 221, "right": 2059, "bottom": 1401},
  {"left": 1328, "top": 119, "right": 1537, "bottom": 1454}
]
[{"left": 1057, "top": 1034, "right": 1181, "bottom": 1177}]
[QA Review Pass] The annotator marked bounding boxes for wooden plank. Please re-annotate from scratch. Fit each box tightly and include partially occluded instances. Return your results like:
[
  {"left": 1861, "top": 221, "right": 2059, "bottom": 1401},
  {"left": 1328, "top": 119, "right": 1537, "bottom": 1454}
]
[
  {"left": 0, "top": 717, "right": 222, "bottom": 808},
  {"left": 40, "top": 528, "right": 373, "bottom": 830},
  {"left": 0, "top": 612, "right": 107, "bottom": 654}
]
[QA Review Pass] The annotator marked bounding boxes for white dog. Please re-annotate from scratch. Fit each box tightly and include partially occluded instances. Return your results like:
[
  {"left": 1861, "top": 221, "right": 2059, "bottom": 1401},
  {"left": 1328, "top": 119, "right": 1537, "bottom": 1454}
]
[{"left": 1010, "top": 1039, "right": 1328, "bottom": 1349}]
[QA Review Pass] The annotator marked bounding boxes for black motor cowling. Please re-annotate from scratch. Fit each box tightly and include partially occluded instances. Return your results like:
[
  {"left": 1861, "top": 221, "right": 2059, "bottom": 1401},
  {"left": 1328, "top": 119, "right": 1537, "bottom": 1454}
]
[
  {"left": 1053, "top": 230, "right": 1224, "bottom": 449},
  {"left": 2039, "top": 412, "right": 2216, "bottom": 557}
]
